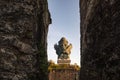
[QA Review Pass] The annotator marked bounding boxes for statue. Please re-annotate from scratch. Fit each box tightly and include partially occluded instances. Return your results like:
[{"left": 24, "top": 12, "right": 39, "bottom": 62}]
[{"left": 54, "top": 37, "right": 72, "bottom": 60}]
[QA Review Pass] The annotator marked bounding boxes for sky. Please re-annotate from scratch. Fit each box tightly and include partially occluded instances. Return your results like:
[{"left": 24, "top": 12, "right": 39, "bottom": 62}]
[{"left": 47, "top": 0, "right": 80, "bottom": 66}]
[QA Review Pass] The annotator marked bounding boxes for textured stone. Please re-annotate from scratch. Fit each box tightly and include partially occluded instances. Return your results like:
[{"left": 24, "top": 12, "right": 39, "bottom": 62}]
[
  {"left": 0, "top": 0, "right": 51, "bottom": 80},
  {"left": 80, "top": 0, "right": 120, "bottom": 80},
  {"left": 49, "top": 69, "right": 79, "bottom": 80}
]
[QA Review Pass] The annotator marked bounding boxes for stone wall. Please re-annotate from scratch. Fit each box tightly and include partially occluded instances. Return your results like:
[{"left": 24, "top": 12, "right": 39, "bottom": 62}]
[
  {"left": 80, "top": 0, "right": 120, "bottom": 80},
  {"left": 0, "top": 0, "right": 51, "bottom": 80},
  {"left": 49, "top": 69, "right": 79, "bottom": 80}
]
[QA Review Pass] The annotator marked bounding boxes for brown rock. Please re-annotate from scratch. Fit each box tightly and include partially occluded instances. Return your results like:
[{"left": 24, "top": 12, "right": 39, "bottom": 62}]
[
  {"left": 80, "top": 0, "right": 120, "bottom": 80},
  {"left": 0, "top": 0, "right": 51, "bottom": 80}
]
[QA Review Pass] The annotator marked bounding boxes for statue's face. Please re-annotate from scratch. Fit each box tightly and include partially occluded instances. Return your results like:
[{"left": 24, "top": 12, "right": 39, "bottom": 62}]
[
  {"left": 59, "top": 38, "right": 68, "bottom": 45},
  {"left": 61, "top": 44, "right": 66, "bottom": 49}
]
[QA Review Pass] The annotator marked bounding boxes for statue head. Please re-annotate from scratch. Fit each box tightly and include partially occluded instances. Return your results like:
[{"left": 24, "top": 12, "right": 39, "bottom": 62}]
[{"left": 58, "top": 37, "right": 68, "bottom": 45}]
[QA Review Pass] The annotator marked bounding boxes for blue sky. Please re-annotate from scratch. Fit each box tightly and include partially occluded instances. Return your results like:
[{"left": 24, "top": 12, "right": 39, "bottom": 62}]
[{"left": 47, "top": 0, "right": 80, "bottom": 66}]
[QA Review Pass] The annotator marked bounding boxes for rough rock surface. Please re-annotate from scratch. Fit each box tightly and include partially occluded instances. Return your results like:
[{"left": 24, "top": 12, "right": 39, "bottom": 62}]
[
  {"left": 0, "top": 0, "right": 51, "bottom": 80},
  {"left": 49, "top": 69, "right": 79, "bottom": 80},
  {"left": 80, "top": 0, "right": 120, "bottom": 80}
]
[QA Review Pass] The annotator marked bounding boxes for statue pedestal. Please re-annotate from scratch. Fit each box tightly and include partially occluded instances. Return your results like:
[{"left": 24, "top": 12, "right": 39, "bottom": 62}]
[{"left": 57, "top": 59, "right": 71, "bottom": 64}]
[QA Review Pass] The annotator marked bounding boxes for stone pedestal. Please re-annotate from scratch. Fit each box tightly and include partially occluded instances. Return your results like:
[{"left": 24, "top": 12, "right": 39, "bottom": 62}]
[
  {"left": 49, "top": 67, "right": 79, "bottom": 80},
  {"left": 57, "top": 59, "right": 71, "bottom": 64}
]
